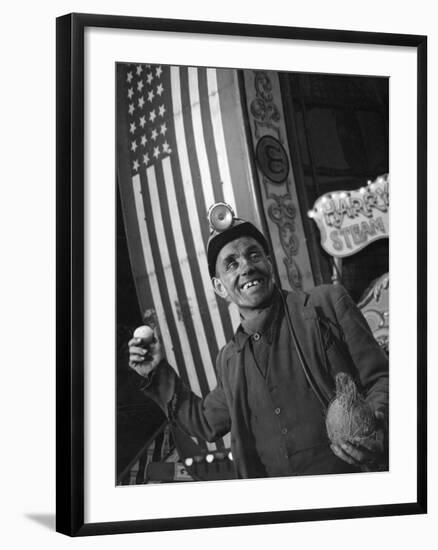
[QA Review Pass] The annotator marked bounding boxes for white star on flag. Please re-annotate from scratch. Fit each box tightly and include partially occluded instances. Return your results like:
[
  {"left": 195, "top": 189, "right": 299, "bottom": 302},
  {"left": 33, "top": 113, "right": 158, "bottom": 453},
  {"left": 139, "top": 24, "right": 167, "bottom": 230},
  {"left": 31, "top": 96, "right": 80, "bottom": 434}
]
[
  {"left": 139, "top": 116, "right": 146, "bottom": 128},
  {"left": 149, "top": 110, "right": 156, "bottom": 122},
  {"left": 153, "top": 146, "right": 160, "bottom": 159},
  {"left": 129, "top": 122, "right": 136, "bottom": 134},
  {"left": 160, "top": 123, "right": 167, "bottom": 135},
  {"left": 136, "top": 65, "right": 143, "bottom": 75},
  {"left": 132, "top": 159, "right": 139, "bottom": 171},
  {"left": 141, "top": 134, "right": 147, "bottom": 146},
  {"left": 143, "top": 153, "right": 149, "bottom": 165},
  {"left": 158, "top": 104, "right": 166, "bottom": 117},
  {"left": 128, "top": 104, "right": 135, "bottom": 115},
  {"left": 147, "top": 90, "right": 155, "bottom": 103},
  {"left": 151, "top": 128, "right": 158, "bottom": 141},
  {"left": 162, "top": 140, "right": 171, "bottom": 153},
  {"left": 126, "top": 71, "right": 133, "bottom": 83},
  {"left": 137, "top": 80, "right": 144, "bottom": 92},
  {"left": 131, "top": 141, "right": 137, "bottom": 152},
  {"left": 138, "top": 96, "right": 145, "bottom": 109},
  {"left": 146, "top": 72, "right": 153, "bottom": 84},
  {"left": 156, "top": 83, "right": 164, "bottom": 96},
  {"left": 155, "top": 66, "right": 163, "bottom": 78},
  {"left": 127, "top": 88, "right": 134, "bottom": 99}
]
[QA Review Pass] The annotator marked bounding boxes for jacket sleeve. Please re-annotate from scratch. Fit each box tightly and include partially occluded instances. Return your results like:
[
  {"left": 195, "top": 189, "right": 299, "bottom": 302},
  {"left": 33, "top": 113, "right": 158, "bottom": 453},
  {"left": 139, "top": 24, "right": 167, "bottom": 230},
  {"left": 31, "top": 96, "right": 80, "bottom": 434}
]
[
  {"left": 139, "top": 354, "right": 231, "bottom": 443},
  {"left": 332, "top": 285, "right": 389, "bottom": 420}
]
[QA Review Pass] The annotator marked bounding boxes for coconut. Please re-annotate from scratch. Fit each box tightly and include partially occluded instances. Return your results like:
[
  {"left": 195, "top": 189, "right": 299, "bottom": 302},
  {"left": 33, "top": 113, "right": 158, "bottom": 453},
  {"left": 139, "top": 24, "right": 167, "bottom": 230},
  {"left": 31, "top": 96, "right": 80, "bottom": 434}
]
[{"left": 326, "top": 372, "right": 376, "bottom": 446}]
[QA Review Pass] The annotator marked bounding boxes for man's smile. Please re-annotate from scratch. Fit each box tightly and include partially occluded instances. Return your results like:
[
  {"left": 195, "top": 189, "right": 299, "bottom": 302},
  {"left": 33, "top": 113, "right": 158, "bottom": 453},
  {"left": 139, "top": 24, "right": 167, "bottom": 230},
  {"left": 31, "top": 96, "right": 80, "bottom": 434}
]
[{"left": 240, "top": 278, "right": 265, "bottom": 292}]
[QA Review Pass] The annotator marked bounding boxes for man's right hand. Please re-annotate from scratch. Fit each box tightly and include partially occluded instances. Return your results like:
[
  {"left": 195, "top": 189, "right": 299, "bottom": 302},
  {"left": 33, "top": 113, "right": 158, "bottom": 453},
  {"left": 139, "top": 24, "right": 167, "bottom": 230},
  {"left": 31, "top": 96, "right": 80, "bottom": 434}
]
[{"left": 128, "top": 328, "right": 163, "bottom": 378}]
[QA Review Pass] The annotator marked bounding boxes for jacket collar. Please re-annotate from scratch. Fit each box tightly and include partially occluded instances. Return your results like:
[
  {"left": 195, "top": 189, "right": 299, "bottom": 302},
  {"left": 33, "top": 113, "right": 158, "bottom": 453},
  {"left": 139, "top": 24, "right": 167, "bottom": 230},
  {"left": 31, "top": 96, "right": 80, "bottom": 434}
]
[{"left": 232, "top": 287, "right": 284, "bottom": 352}]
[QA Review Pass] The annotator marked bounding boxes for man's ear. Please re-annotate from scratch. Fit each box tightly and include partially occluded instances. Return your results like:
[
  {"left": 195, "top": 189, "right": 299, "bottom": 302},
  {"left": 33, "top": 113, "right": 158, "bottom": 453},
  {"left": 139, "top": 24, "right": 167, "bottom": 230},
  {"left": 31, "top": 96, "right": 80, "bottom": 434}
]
[{"left": 212, "top": 277, "right": 228, "bottom": 300}]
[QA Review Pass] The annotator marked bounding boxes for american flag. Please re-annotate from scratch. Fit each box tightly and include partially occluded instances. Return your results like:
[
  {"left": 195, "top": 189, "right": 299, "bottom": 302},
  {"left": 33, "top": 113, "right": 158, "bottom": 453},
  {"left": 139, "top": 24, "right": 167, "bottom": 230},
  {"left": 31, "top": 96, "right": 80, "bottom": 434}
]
[{"left": 117, "top": 62, "right": 259, "bottom": 451}]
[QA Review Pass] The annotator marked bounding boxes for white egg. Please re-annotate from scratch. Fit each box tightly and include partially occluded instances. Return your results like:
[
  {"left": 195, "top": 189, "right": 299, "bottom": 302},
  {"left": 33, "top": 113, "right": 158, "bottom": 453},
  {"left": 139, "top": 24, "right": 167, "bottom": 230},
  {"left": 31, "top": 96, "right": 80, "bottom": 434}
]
[{"left": 133, "top": 325, "right": 154, "bottom": 344}]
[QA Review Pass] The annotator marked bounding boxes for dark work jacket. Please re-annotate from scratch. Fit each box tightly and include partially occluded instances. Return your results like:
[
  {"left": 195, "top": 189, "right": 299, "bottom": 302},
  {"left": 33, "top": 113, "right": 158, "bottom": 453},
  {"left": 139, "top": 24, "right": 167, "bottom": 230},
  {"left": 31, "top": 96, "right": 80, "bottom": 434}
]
[{"left": 141, "top": 284, "right": 389, "bottom": 479}]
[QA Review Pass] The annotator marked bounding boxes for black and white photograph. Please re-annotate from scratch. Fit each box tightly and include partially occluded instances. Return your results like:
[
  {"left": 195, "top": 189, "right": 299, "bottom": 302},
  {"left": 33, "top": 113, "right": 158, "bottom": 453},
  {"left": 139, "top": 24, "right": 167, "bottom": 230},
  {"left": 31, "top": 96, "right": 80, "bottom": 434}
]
[
  {"left": 1, "top": 0, "right": 434, "bottom": 546},
  {"left": 53, "top": 10, "right": 427, "bottom": 538},
  {"left": 116, "top": 63, "right": 390, "bottom": 485}
]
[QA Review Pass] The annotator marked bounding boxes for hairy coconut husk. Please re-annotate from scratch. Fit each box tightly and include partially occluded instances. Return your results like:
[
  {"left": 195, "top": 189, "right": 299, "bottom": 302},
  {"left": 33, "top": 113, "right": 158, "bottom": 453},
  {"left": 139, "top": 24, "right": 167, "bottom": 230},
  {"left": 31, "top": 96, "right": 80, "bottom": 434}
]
[{"left": 326, "top": 372, "right": 376, "bottom": 446}]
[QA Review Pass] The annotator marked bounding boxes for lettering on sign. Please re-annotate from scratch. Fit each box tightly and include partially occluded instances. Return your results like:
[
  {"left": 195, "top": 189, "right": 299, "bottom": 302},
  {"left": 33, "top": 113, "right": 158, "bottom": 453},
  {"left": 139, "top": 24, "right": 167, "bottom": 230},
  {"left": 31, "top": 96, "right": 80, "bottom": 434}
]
[{"left": 308, "top": 175, "right": 389, "bottom": 258}]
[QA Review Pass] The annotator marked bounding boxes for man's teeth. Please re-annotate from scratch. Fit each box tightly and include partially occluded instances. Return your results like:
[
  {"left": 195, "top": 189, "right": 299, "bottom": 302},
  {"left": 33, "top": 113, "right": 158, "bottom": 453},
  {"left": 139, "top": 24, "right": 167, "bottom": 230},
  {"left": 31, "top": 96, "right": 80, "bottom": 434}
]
[{"left": 242, "top": 279, "right": 262, "bottom": 291}]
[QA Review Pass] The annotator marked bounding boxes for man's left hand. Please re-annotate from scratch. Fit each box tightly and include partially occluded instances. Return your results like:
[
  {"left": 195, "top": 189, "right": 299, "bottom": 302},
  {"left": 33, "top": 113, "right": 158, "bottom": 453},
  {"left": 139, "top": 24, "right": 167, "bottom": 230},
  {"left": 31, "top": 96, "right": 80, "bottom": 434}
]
[{"left": 330, "top": 411, "right": 388, "bottom": 471}]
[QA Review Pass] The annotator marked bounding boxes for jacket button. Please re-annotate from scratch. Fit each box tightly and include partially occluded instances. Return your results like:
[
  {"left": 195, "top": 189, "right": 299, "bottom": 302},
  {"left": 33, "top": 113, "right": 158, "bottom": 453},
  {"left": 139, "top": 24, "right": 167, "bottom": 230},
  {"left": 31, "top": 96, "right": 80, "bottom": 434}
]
[
  {"left": 274, "top": 408, "right": 281, "bottom": 415},
  {"left": 281, "top": 427, "right": 288, "bottom": 435},
  {"left": 253, "top": 332, "right": 260, "bottom": 341}
]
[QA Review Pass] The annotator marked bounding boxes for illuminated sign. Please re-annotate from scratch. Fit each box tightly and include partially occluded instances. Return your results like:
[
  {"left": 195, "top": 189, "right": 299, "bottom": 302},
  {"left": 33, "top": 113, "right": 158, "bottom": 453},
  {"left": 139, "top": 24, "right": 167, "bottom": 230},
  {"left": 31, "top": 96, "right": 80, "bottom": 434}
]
[{"left": 308, "top": 174, "right": 389, "bottom": 258}]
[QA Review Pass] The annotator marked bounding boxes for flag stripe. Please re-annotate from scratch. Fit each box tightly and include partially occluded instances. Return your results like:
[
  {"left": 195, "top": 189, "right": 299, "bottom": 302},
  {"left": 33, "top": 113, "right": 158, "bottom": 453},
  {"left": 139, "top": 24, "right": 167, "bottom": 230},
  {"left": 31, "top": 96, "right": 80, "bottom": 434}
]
[
  {"left": 166, "top": 151, "right": 219, "bottom": 370},
  {"left": 153, "top": 161, "right": 215, "bottom": 429},
  {"left": 183, "top": 67, "right": 236, "bottom": 344},
  {"left": 197, "top": 69, "right": 225, "bottom": 203},
  {"left": 117, "top": 172, "right": 152, "bottom": 320},
  {"left": 161, "top": 156, "right": 218, "bottom": 391},
  {"left": 216, "top": 69, "right": 258, "bottom": 224},
  {"left": 204, "top": 69, "right": 242, "bottom": 333},
  {"left": 194, "top": 69, "right": 235, "bottom": 338},
  {"left": 169, "top": 67, "right": 230, "bottom": 350},
  {"left": 137, "top": 169, "right": 192, "bottom": 389},
  {"left": 177, "top": 68, "right": 222, "bottom": 366},
  {"left": 146, "top": 165, "right": 203, "bottom": 397},
  {"left": 131, "top": 174, "right": 177, "bottom": 369},
  {"left": 186, "top": 67, "right": 216, "bottom": 210},
  {"left": 206, "top": 68, "right": 237, "bottom": 211},
  {"left": 179, "top": 67, "right": 210, "bottom": 242}
]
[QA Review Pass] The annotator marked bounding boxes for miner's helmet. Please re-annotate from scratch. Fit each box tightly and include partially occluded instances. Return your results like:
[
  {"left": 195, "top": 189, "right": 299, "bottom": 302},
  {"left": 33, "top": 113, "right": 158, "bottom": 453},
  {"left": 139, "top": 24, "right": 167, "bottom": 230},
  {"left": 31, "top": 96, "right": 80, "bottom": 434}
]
[{"left": 207, "top": 202, "right": 269, "bottom": 278}]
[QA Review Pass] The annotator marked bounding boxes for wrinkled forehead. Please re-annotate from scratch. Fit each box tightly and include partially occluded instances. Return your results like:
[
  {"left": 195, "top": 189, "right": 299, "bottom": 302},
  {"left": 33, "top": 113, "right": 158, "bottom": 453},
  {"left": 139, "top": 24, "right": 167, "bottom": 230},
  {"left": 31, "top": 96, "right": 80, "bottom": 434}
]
[{"left": 216, "top": 236, "right": 265, "bottom": 262}]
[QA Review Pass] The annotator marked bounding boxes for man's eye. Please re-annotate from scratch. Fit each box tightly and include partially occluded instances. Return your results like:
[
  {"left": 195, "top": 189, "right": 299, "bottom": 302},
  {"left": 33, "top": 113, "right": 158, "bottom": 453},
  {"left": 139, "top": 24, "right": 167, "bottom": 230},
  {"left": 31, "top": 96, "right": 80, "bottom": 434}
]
[
  {"left": 250, "top": 252, "right": 261, "bottom": 260},
  {"left": 226, "top": 260, "right": 237, "bottom": 270}
]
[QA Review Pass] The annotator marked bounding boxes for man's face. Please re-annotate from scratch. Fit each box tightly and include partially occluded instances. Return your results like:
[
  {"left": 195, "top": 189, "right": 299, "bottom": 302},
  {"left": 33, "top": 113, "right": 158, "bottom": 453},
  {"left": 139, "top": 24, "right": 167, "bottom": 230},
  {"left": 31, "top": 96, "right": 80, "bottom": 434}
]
[{"left": 212, "top": 236, "right": 274, "bottom": 313}]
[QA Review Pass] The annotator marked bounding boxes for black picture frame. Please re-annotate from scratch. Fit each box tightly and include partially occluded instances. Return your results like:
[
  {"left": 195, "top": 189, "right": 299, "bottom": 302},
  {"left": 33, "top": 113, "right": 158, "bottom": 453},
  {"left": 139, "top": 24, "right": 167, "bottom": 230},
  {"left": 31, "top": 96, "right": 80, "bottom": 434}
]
[{"left": 56, "top": 12, "right": 427, "bottom": 537}]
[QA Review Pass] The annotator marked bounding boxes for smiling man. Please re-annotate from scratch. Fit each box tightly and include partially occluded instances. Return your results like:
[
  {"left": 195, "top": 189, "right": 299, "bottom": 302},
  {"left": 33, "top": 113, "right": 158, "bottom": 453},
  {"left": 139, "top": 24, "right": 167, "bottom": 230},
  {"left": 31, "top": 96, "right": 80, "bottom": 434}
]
[
  {"left": 128, "top": 205, "right": 389, "bottom": 479},
  {"left": 212, "top": 236, "right": 274, "bottom": 313}
]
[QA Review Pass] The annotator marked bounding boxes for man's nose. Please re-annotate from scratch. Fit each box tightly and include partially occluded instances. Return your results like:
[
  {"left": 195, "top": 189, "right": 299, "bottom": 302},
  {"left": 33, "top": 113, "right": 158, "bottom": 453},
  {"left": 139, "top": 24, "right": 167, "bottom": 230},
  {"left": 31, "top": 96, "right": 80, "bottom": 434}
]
[{"left": 239, "top": 256, "right": 255, "bottom": 275}]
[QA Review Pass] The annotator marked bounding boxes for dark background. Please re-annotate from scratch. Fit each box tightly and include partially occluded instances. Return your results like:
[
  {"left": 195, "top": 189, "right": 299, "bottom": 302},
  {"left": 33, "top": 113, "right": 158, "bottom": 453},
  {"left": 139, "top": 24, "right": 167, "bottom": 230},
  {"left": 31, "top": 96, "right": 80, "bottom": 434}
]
[{"left": 281, "top": 72, "right": 388, "bottom": 301}]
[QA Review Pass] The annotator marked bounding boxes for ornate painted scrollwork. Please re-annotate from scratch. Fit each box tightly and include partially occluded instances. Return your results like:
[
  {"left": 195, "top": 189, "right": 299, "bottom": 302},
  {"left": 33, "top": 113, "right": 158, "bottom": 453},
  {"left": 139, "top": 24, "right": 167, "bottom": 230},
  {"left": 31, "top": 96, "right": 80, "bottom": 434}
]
[
  {"left": 250, "top": 71, "right": 281, "bottom": 138},
  {"left": 246, "top": 70, "right": 306, "bottom": 290},
  {"left": 266, "top": 193, "right": 302, "bottom": 289}
]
